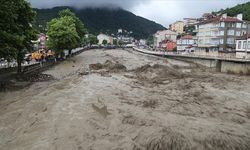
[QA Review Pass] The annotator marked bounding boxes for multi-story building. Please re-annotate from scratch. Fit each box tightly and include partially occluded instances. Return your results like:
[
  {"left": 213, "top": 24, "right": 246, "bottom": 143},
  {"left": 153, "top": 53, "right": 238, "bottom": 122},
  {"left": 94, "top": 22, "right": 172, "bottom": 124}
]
[
  {"left": 236, "top": 34, "right": 250, "bottom": 58},
  {"left": 170, "top": 21, "right": 185, "bottom": 34},
  {"left": 183, "top": 18, "right": 198, "bottom": 26},
  {"left": 153, "top": 30, "right": 177, "bottom": 48},
  {"left": 177, "top": 35, "right": 197, "bottom": 52},
  {"left": 117, "top": 36, "right": 134, "bottom": 44},
  {"left": 97, "top": 34, "right": 113, "bottom": 45},
  {"left": 196, "top": 13, "right": 249, "bottom": 52}
]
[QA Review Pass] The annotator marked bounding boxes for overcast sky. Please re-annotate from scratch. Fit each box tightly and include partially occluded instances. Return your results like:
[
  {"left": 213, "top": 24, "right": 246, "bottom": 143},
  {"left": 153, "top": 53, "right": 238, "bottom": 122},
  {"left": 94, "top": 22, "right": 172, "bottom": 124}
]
[{"left": 29, "top": 0, "right": 249, "bottom": 27}]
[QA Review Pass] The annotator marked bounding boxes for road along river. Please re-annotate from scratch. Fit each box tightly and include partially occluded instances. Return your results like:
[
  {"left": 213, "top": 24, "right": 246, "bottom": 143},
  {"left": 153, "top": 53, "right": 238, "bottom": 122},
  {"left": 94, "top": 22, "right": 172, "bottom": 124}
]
[{"left": 0, "top": 49, "right": 250, "bottom": 150}]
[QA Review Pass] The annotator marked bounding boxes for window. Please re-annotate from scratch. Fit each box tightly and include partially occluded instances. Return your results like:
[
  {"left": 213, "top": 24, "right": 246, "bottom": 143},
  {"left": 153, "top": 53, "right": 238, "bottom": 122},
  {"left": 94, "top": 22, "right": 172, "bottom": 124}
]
[
  {"left": 236, "top": 31, "right": 241, "bottom": 36},
  {"left": 219, "top": 31, "right": 224, "bottom": 35},
  {"left": 220, "top": 39, "right": 224, "bottom": 44},
  {"left": 227, "top": 30, "right": 235, "bottom": 36},
  {"left": 248, "top": 41, "right": 250, "bottom": 49},
  {"left": 228, "top": 23, "right": 235, "bottom": 28},
  {"left": 242, "top": 23, "right": 247, "bottom": 28},
  {"left": 220, "top": 22, "right": 225, "bottom": 27},
  {"left": 238, "top": 41, "right": 242, "bottom": 49},
  {"left": 243, "top": 41, "right": 247, "bottom": 49},
  {"left": 242, "top": 30, "right": 246, "bottom": 35},
  {"left": 236, "top": 23, "right": 242, "bottom": 28},
  {"left": 227, "top": 38, "right": 234, "bottom": 44}
]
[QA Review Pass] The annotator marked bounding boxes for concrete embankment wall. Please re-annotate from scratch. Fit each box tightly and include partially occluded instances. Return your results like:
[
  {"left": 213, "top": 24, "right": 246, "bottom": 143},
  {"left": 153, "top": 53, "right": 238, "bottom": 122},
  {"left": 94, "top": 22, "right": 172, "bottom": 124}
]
[
  {"left": 220, "top": 61, "right": 250, "bottom": 74},
  {"left": 133, "top": 48, "right": 250, "bottom": 75}
]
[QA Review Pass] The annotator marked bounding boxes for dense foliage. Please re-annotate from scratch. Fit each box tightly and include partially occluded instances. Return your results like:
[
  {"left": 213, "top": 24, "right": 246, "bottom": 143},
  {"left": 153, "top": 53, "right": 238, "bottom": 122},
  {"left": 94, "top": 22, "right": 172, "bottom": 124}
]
[
  {"left": 0, "top": 0, "right": 37, "bottom": 72},
  {"left": 59, "top": 9, "right": 87, "bottom": 41},
  {"left": 34, "top": 7, "right": 166, "bottom": 39},
  {"left": 47, "top": 9, "right": 87, "bottom": 56},
  {"left": 47, "top": 16, "right": 80, "bottom": 56},
  {"left": 88, "top": 34, "right": 98, "bottom": 45},
  {"left": 218, "top": 2, "right": 250, "bottom": 21}
]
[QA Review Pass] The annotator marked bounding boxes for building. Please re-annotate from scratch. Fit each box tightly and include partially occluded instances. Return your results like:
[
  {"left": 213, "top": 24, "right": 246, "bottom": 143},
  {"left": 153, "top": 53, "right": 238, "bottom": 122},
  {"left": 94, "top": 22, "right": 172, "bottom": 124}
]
[
  {"left": 197, "top": 13, "right": 249, "bottom": 52},
  {"left": 166, "top": 40, "right": 176, "bottom": 51},
  {"left": 117, "top": 36, "right": 134, "bottom": 44},
  {"left": 183, "top": 18, "right": 198, "bottom": 26},
  {"left": 139, "top": 39, "right": 147, "bottom": 46},
  {"left": 153, "top": 30, "right": 177, "bottom": 48},
  {"left": 97, "top": 34, "right": 113, "bottom": 45},
  {"left": 118, "top": 29, "right": 123, "bottom": 34},
  {"left": 159, "top": 40, "right": 176, "bottom": 51},
  {"left": 236, "top": 34, "right": 250, "bottom": 58},
  {"left": 177, "top": 35, "right": 197, "bottom": 52},
  {"left": 170, "top": 21, "right": 185, "bottom": 34}
]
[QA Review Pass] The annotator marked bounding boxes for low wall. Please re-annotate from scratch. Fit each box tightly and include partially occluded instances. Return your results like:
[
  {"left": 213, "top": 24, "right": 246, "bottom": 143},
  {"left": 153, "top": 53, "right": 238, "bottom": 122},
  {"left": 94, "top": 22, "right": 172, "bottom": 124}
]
[
  {"left": 221, "top": 61, "right": 250, "bottom": 74},
  {"left": 133, "top": 47, "right": 250, "bottom": 75}
]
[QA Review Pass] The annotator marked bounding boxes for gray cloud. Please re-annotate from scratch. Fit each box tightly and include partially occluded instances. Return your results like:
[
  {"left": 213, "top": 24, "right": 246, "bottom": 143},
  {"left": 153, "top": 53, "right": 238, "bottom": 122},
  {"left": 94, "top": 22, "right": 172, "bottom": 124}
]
[
  {"left": 28, "top": 0, "right": 249, "bottom": 27},
  {"left": 28, "top": 0, "right": 146, "bottom": 9}
]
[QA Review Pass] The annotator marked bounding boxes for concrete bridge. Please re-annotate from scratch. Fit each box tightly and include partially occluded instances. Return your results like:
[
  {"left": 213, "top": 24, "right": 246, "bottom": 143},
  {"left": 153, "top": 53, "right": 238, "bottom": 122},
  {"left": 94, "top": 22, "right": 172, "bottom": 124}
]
[{"left": 133, "top": 47, "right": 250, "bottom": 75}]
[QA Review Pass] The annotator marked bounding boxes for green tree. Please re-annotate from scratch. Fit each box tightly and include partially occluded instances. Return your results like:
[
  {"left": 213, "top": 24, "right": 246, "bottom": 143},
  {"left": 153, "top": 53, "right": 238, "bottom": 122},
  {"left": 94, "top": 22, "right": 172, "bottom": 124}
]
[
  {"left": 113, "top": 39, "right": 118, "bottom": 45},
  {"left": 82, "top": 36, "right": 90, "bottom": 46},
  {"left": 147, "top": 35, "right": 154, "bottom": 47},
  {"left": 59, "top": 9, "right": 87, "bottom": 40},
  {"left": 118, "top": 40, "right": 124, "bottom": 46},
  {"left": 173, "top": 47, "right": 177, "bottom": 52},
  {"left": 0, "top": 0, "right": 37, "bottom": 73},
  {"left": 47, "top": 16, "right": 80, "bottom": 56},
  {"left": 102, "top": 40, "right": 108, "bottom": 45},
  {"left": 88, "top": 34, "right": 98, "bottom": 45}
]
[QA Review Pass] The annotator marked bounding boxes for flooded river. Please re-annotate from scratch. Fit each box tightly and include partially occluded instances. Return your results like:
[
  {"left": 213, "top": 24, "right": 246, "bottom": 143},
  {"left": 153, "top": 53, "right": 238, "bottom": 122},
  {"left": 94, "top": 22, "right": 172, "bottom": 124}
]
[{"left": 0, "top": 49, "right": 250, "bottom": 150}]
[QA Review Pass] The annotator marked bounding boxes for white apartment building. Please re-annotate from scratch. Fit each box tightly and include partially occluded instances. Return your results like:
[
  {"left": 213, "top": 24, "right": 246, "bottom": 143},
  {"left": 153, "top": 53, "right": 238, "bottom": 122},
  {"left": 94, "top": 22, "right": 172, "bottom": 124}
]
[
  {"left": 97, "top": 34, "right": 113, "bottom": 45},
  {"left": 236, "top": 35, "right": 250, "bottom": 58},
  {"left": 197, "top": 13, "right": 249, "bottom": 52},
  {"left": 153, "top": 30, "right": 177, "bottom": 48},
  {"left": 177, "top": 35, "right": 197, "bottom": 52}
]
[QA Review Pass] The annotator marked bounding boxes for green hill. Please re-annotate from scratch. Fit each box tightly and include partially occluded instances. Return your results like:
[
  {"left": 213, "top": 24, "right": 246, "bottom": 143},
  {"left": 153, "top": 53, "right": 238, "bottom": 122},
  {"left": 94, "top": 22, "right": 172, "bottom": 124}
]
[
  {"left": 218, "top": 2, "right": 250, "bottom": 21},
  {"left": 34, "top": 7, "right": 166, "bottom": 39}
]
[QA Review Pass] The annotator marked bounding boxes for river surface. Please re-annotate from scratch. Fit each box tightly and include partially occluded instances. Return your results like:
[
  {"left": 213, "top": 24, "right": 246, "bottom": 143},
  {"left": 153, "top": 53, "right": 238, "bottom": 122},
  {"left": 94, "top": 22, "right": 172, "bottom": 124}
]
[{"left": 0, "top": 49, "right": 250, "bottom": 150}]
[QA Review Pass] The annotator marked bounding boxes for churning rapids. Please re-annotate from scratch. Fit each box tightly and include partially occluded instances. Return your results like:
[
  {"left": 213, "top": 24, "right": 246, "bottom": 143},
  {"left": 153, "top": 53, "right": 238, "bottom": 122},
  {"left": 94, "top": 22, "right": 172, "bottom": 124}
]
[{"left": 1, "top": 49, "right": 250, "bottom": 150}]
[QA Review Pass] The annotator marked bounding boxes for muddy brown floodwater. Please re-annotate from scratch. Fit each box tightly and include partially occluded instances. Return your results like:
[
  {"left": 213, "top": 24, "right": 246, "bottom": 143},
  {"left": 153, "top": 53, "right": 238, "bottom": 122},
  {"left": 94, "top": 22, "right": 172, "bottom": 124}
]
[{"left": 0, "top": 49, "right": 250, "bottom": 150}]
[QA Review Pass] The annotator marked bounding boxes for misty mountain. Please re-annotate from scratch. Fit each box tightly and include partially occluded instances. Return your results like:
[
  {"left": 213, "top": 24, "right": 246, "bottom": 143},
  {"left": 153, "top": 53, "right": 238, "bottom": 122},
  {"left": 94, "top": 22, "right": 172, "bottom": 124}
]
[{"left": 34, "top": 7, "right": 166, "bottom": 39}]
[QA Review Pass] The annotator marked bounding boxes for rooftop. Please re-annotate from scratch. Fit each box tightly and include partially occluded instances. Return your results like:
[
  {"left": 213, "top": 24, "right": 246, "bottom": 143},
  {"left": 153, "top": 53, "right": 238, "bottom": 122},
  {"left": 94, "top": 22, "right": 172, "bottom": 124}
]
[
  {"left": 181, "top": 35, "right": 193, "bottom": 39},
  {"left": 198, "top": 14, "right": 244, "bottom": 25}
]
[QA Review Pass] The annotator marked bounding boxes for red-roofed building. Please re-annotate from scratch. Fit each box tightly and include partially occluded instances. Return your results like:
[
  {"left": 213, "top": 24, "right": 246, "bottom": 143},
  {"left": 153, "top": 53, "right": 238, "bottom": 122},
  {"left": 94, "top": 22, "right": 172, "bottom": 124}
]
[{"left": 196, "top": 13, "right": 249, "bottom": 53}]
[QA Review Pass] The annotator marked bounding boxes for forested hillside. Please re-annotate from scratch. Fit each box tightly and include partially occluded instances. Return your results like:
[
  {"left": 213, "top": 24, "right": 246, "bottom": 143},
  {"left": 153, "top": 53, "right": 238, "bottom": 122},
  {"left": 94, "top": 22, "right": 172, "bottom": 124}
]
[
  {"left": 218, "top": 2, "right": 250, "bottom": 20},
  {"left": 34, "top": 7, "right": 166, "bottom": 39}
]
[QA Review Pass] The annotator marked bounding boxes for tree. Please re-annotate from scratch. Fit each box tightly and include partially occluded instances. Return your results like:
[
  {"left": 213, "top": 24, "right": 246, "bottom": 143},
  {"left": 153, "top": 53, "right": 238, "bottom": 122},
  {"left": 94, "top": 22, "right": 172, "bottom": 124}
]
[
  {"left": 0, "top": 0, "right": 37, "bottom": 73},
  {"left": 147, "top": 35, "right": 154, "bottom": 47},
  {"left": 113, "top": 39, "right": 118, "bottom": 45},
  {"left": 59, "top": 9, "right": 87, "bottom": 40},
  {"left": 88, "top": 34, "right": 98, "bottom": 45},
  {"left": 118, "top": 40, "right": 124, "bottom": 46},
  {"left": 47, "top": 16, "right": 80, "bottom": 56},
  {"left": 173, "top": 47, "right": 177, "bottom": 52},
  {"left": 102, "top": 40, "right": 108, "bottom": 45}
]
